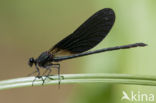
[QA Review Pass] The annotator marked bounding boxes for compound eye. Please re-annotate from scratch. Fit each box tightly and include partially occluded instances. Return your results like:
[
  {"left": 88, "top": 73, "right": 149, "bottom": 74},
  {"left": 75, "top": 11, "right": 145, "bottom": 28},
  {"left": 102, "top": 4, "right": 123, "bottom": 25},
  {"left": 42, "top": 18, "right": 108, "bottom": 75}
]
[
  {"left": 28, "top": 57, "right": 35, "bottom": 67},
  {"left": 29, "top": 58, "right": 34, "bottom": 63}
]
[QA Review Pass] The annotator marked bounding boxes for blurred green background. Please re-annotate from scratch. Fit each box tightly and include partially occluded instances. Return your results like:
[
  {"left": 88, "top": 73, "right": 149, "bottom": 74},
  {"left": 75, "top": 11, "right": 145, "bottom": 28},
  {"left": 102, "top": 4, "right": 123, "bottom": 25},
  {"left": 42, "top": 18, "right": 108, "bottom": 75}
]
[{"left": 0, "top": 0, "right": 156, "bottom": 103}]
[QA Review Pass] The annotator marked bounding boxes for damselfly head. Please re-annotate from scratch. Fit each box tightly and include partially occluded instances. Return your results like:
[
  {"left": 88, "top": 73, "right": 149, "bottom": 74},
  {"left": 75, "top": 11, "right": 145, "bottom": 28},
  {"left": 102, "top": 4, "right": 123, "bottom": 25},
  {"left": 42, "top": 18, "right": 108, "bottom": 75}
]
[{"left": 28, "top": 57, "right": 35, "bottom": 67}]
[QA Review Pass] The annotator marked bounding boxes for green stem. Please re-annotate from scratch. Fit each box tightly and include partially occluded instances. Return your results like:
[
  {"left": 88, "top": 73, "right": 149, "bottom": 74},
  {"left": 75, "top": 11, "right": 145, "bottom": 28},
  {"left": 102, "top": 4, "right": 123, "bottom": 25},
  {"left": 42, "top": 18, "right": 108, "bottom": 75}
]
[{"left": 0, "top": 73, "right": 156, "bottom": 90}]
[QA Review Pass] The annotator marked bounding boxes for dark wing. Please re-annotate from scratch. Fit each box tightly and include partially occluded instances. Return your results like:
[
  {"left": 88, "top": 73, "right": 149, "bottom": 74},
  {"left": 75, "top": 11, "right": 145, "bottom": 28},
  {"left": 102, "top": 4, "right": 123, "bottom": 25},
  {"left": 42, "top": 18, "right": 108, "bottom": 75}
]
[{"left": 49, "top": 8, "right": 115, "bottom": 56}]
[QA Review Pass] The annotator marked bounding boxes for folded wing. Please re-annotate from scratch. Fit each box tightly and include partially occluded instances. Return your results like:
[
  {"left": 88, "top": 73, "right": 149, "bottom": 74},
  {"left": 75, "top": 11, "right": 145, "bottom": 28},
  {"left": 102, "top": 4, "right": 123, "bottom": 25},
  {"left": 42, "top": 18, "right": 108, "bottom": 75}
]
[{"left": 49, "top": 8, "right": 115, "bottom": 57}]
